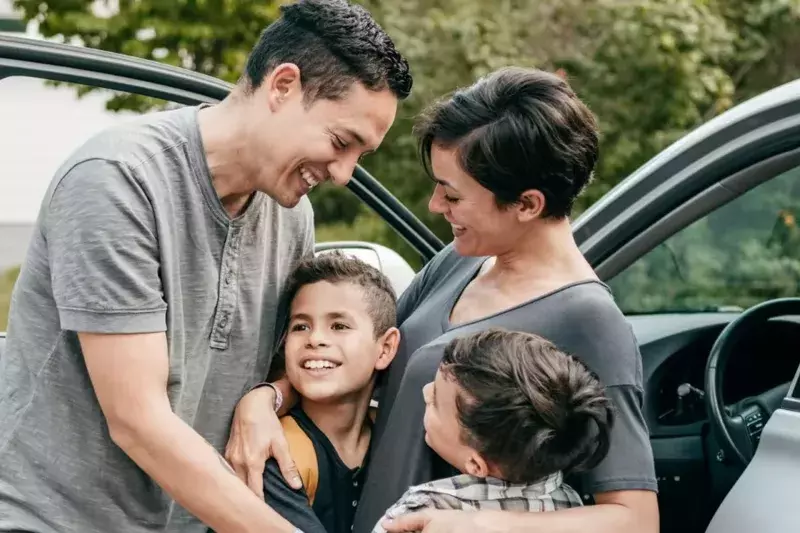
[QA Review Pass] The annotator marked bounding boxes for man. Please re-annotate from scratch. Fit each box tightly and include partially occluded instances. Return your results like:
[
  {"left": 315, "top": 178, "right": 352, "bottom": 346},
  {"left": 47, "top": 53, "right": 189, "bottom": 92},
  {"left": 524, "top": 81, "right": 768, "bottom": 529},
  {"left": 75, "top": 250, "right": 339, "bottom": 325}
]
[{"left": 0, "top": 1, "right": 411, "bottom": 532}]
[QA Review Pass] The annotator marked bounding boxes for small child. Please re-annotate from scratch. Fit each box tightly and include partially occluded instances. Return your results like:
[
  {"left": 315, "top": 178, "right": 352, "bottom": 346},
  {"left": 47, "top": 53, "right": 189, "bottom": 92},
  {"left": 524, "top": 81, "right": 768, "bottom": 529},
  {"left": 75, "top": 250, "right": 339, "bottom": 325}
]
[
  {"left": 374, "top": 328, "right": 615, "bottom": 532},
  {"left": 262, "top": 252, "right": 400, "bottom": 533}
]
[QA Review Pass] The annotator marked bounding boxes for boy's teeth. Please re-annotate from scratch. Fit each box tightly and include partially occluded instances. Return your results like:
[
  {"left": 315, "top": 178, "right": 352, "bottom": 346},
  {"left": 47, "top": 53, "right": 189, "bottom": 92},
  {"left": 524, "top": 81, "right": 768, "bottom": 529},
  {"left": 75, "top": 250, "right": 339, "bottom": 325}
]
[{"left": 303, "top": 360, "right": 337, "bottom": 369}]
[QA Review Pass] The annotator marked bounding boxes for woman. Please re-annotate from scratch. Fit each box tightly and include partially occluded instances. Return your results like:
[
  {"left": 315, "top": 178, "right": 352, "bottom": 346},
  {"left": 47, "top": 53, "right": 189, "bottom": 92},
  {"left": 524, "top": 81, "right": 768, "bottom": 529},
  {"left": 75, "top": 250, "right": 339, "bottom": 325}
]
[{"left": 227, "top": 67, "right": 659, "bottom": 533}]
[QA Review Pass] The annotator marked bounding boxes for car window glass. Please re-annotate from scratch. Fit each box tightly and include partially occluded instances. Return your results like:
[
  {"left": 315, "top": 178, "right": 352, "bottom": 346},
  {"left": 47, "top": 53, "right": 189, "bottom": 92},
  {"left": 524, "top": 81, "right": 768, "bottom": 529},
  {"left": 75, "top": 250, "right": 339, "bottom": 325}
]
[{"left": 608, "top": 164, "right": 800, "bottom": 314}]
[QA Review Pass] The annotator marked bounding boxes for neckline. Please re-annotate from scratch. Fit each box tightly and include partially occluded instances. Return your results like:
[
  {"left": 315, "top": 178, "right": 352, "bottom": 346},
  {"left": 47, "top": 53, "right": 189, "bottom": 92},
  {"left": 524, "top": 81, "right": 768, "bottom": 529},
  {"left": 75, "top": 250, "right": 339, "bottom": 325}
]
[
  {"left": 186, "top": 104, "right": 264, "bottom": 228},
  {"left": 292, "top": 407, "right": 368, "bottom": 475},
  {"left": 442, "top": 257, "right": 609, "bottom": 332}
]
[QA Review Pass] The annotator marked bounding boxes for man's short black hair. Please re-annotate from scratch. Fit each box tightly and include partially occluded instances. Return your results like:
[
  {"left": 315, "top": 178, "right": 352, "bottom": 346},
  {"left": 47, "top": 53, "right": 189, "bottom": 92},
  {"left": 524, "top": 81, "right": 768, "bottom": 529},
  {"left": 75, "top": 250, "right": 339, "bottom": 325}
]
[
  {"left": 414, "top": 67, "right": 598, "bottom": 218},
  {"left": 440, "top": 328, "right": 614, "bottom": 484},
  {"left": 283, "top": 251, "right": 397, "bottom": 337},
  {"left": 243, "top": 0, "right": 412, "bottom": 102}
]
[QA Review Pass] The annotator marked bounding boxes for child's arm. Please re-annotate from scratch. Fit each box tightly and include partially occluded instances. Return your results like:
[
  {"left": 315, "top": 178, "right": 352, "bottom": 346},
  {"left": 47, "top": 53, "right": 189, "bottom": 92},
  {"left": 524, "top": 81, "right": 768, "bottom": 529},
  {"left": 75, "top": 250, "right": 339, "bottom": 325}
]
[{"left": 263, "top": 458, "right": 327, "bottom": 533}]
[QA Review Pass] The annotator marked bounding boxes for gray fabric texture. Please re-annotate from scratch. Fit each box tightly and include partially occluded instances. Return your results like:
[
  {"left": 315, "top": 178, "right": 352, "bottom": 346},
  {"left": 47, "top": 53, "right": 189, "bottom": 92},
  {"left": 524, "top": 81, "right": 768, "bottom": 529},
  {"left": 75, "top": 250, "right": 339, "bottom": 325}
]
[{"left": 0, "top": 105, "right": 314, "bottom": 533}]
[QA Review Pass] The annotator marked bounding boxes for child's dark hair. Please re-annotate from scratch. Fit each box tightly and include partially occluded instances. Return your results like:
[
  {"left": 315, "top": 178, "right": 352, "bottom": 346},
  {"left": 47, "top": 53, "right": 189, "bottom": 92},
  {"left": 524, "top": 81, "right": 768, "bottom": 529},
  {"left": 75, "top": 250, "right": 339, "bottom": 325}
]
[
  {"left": 440, "top": 328, "right": 614, "bottom": 483},
  {"left": 282, "top": 251, "right": 397, "bottom": 336}
]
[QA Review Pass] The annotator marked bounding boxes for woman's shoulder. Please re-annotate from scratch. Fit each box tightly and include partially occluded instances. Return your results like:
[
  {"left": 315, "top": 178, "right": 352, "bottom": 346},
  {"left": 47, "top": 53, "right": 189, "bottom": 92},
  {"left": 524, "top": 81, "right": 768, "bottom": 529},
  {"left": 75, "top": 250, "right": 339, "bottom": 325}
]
[{"left": 525, "top": 280, "right": 642, "bottom": 388}]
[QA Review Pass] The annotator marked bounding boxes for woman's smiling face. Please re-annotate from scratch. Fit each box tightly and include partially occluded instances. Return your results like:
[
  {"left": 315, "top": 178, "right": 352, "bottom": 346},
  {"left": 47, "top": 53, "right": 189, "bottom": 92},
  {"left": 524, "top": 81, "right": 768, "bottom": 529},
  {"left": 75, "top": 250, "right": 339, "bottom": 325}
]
[{"left": 426, "top": 144, "right": 527, "bottom": 258}]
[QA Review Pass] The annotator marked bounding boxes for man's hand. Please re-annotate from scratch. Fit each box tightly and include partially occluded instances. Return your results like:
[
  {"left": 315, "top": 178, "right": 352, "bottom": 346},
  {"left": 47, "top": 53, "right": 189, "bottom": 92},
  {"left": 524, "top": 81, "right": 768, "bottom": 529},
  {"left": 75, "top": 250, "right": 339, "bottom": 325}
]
[{"left": 225, "top": 385, "right": 302, "bottom": 496}]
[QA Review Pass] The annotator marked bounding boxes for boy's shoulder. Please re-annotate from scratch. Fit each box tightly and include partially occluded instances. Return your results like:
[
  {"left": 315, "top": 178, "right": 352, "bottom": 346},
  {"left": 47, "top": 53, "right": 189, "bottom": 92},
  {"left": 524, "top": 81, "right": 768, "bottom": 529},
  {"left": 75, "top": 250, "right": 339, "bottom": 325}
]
[{"left": 279, "top": 412, "right": 320, "bottom": 503}]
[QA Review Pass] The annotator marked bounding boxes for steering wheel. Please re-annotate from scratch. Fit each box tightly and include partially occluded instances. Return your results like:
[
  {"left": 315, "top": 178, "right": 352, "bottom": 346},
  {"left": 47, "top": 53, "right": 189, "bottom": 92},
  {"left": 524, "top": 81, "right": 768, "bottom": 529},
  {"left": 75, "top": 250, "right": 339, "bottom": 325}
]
[{"left": 704, "top": 298, "right": 800, "bottom": 467}]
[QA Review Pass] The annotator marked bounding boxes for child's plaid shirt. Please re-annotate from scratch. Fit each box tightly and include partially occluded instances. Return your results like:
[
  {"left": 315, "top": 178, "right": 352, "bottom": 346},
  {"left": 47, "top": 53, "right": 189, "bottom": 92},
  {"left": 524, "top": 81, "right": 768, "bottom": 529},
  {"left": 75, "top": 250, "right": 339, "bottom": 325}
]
[{"left": 371, "top": 471, "right": 582, "bottom": 532}]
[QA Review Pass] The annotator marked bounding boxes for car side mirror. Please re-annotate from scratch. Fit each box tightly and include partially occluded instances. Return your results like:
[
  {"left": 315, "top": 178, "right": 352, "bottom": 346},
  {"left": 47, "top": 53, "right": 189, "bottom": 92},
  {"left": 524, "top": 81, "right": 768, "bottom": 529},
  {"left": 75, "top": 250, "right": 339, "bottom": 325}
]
[{"left": 314, "top": 241, "right": 416, "bottom": 297}]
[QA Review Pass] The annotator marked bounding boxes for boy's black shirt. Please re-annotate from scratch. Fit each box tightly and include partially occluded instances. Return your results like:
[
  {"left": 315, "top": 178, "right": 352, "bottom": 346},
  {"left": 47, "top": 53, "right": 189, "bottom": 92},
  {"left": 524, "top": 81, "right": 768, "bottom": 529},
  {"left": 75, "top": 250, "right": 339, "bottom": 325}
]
[{"left": 264, "top": 407, "right": 368, "bottom": 533}]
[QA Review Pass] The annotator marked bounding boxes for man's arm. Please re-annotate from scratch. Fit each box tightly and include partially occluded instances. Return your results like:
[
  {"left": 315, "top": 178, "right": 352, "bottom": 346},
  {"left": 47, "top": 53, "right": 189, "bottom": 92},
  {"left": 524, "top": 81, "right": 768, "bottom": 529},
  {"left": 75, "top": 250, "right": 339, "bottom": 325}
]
[
  {"left": 81, "top": 331, "right": 298, "bottom": 533},
  {"left": 383, "top": 490, "right": 659, "bottom": 533}
]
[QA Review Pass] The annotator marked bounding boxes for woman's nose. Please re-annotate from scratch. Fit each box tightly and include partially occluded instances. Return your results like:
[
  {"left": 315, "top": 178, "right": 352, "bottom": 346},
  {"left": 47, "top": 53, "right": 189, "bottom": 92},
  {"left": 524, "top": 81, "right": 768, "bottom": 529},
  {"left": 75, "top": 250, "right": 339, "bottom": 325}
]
[{"left": 428, "top": 184, "right": 447, "bottom": 214}]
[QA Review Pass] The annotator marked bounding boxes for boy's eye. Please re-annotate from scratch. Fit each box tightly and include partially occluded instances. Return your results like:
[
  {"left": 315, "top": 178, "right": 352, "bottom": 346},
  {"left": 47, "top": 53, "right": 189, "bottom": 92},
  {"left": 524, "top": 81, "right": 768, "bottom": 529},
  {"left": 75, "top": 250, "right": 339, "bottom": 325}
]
[
  {"left": 331, "top": 322, "right": 350, "bottom": 331},
  {"left": 290, "top": 323, "right": 309, "bottom": 332},
  {"left": 332, "top": 134, "right": 348, "bottom": 150},
  {"left": 444, "top": 194, "right": 460, "bottom": 203}
]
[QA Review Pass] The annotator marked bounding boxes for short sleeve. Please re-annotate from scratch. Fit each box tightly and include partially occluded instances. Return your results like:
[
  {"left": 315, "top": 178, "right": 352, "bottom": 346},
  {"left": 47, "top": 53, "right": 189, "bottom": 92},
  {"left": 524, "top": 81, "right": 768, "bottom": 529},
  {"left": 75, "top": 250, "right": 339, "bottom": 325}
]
[
  {"left": 575, "top": 384, "right": 658, "bottom": 495},
  {"left": 263, "top": 459, "right": 327, "bottom": 533},
  {"left": 46, "top": 158, "right": 167, "bottom": 334},
  {"left": 396, "top": 244, "right": 457, "bottom": 325}
]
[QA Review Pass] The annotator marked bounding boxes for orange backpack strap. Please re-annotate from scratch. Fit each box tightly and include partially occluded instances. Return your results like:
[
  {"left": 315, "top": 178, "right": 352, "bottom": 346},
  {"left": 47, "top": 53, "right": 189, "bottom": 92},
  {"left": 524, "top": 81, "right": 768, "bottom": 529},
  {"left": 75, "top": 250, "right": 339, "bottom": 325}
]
[{"left": 280, "top": 415, "right": 319, "bottom": 505}]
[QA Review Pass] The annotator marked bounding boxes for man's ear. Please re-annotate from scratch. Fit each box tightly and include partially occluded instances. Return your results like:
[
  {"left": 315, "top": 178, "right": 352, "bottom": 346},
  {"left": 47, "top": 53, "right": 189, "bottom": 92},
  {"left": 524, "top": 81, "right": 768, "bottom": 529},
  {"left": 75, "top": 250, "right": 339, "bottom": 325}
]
[
  {"left": 263, "top": 62, "right": 303, "bottom": 112},
  {"left": 516, "top": 189, "right": 546, "bottom": 222},
  {"left": 374, "top": 327, "right": 401, "bottom": 371},
  {"left": 463, "top": 451, "right": 490, "bottom": 478}
]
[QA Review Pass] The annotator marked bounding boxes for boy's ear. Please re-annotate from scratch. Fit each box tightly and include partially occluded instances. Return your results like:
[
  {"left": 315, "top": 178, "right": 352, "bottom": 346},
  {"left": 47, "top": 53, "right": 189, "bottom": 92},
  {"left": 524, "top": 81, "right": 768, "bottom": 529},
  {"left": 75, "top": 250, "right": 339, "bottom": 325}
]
[
  {"left": 374, "top": 327, "right": 401, "bottom": 371},
  {"left": 464, "top": 452, "right": 490, "bottom": 478}
]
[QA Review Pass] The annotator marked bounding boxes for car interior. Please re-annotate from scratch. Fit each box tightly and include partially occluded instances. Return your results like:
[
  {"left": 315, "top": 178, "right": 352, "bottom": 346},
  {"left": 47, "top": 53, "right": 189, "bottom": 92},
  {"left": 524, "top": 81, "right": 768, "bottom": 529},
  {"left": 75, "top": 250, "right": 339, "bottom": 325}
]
[{"left": 2, "top": 34, "right": 800, "bottom": 533}]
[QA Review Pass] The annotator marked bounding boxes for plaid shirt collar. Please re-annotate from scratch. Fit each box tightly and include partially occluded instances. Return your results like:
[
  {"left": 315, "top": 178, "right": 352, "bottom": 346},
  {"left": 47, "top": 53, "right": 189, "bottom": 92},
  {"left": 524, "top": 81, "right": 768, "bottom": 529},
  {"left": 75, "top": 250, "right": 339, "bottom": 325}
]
[
  {"left": 405, "top": 471, "right": 567, "bottom": 503},
  {"left": 373, "top": 471, "right": 583, "bottom": 532}
]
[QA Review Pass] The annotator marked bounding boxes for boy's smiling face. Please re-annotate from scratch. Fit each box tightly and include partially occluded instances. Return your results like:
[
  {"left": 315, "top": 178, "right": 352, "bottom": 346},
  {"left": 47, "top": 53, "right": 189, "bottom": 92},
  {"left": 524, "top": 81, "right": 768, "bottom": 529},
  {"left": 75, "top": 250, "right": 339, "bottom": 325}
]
[{"left": 284, "top": 280, "right": 398, "bottom": 403}]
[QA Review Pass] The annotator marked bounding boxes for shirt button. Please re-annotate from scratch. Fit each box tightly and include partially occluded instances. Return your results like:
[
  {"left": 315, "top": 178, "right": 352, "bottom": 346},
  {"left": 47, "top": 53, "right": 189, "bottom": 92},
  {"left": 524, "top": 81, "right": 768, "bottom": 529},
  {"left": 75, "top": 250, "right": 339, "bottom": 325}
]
[
  {"left": 352, "top": 500, "right": 357, "bottom": 507},
  {"left": 353, "top": 481, "right": 358, "bottom": 487}
]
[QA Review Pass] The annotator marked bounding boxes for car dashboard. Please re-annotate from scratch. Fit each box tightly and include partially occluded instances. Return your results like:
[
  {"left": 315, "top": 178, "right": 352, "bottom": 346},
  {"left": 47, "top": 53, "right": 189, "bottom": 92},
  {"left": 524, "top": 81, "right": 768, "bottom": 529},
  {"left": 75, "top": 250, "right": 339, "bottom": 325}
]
[{"left": 627, "top": 312, "right": 800, "bottom": 533}]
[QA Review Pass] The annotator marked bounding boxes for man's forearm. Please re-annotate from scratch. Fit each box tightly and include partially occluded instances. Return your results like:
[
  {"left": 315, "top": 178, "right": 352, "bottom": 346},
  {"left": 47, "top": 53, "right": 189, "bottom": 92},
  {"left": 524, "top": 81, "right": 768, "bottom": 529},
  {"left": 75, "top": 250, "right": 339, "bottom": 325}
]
[
  {"left": 472, "top": 502, "right": 657, "bottom": 533},
  {"left": 111, "top": 407, "right": 297, "bottom": 533}
]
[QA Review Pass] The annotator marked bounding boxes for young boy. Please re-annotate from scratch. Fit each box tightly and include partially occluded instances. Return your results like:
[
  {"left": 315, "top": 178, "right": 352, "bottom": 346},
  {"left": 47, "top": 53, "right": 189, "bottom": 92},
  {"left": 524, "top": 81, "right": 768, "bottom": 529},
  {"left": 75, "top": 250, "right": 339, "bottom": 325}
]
[
  {"left": 374, "top": 328, "right": 615, "bottom": 533},
  {"left": 262, "top": 252, "right": 400, "bottom": 533}
]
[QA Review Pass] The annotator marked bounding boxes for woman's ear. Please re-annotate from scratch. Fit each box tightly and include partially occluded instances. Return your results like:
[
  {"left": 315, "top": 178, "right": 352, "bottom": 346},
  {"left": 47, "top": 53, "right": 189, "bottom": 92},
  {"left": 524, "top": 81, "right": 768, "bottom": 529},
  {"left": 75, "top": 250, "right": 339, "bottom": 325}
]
[
  {"left": 374, "top": 327, "right": 401, "bottom": 371},
  {"left": 516, "top": 189, "right": 546, "bottom": 222}
]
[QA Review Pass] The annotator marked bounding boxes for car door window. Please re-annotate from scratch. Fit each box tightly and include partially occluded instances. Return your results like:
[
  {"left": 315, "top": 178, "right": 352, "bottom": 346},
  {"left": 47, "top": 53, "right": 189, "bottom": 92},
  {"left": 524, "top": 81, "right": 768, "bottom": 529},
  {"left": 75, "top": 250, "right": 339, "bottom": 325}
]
[{"left": 608, "top": 164, "right": 800, "bottom": 314}]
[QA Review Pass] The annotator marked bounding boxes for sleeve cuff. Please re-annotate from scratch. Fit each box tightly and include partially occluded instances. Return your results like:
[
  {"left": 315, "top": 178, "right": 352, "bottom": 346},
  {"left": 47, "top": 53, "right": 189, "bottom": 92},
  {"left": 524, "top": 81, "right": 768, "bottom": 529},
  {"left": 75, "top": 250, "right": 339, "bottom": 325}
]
[
  {"left": 585, "top": 478, "right": 659, "bottom": 495},
  {"left": 58, "top": 306, "right": 167, "bottom": 334}
]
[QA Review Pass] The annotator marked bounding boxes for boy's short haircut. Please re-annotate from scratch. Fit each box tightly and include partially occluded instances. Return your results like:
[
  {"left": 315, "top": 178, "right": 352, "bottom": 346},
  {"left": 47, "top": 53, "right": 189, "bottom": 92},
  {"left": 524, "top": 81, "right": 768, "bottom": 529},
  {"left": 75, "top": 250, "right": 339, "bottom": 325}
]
[
  {"left": 282, "top": 251, "right": 397, "bottom": 336},
  {"left": 440, "top": 328, "right": 614, "bottom": 484}
]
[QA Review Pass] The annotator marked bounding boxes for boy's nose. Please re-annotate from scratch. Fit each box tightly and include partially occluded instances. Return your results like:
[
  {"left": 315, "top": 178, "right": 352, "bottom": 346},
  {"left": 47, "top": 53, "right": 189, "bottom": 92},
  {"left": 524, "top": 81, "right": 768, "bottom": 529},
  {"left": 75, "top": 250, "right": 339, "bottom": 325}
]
[{"left": 306, "top": 329, "right": 330, "bottom": 347}]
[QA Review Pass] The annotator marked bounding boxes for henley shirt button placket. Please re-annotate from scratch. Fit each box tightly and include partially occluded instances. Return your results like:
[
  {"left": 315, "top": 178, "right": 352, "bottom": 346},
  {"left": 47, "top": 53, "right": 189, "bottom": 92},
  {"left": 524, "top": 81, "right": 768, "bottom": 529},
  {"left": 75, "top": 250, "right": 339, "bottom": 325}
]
[{"left": 210, "top": 226, "right": 241, "bottom": 350}]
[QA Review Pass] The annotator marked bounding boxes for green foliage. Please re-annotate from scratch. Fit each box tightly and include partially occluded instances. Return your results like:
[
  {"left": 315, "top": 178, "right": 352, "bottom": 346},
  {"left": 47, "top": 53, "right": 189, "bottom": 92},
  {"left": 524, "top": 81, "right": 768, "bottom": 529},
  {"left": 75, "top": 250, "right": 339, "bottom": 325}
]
[
  {"left": 0, "top": 266, "right": 20, "bottom": 331},
  {"left": 608, "top": 166, "right": 800, "bottom": 313}
]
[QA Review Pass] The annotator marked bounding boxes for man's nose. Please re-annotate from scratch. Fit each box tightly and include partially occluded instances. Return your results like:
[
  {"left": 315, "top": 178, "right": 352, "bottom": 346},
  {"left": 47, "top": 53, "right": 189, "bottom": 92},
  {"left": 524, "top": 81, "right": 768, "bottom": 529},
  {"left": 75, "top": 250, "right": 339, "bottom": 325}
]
[{"left": 327, "top": 155, "right": 359, "bottom": 187}]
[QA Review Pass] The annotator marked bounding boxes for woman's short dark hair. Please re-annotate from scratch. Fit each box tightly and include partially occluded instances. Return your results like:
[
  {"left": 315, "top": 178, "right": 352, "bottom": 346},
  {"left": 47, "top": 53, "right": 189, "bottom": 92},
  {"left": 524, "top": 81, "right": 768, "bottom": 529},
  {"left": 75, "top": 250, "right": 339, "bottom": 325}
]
[
  {"left": 243, "top": 0, "right": 412, "bottom": 103},
  {"left": 414, "top": 67, "right": 598, "bottom": 218},
  {"left": 440, "top": 328, "right": 614, "bottom": 483}
]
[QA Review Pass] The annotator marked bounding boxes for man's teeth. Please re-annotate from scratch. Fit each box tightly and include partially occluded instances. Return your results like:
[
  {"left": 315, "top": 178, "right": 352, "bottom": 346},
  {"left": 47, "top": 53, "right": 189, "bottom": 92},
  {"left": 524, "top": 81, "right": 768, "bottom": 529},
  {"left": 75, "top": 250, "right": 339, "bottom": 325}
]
[
  {"left": 303, "top": 360, "right": 339, "bottom": 369},
  {"left": 300, "top": 166, "right": 319, "bottom": 189}
]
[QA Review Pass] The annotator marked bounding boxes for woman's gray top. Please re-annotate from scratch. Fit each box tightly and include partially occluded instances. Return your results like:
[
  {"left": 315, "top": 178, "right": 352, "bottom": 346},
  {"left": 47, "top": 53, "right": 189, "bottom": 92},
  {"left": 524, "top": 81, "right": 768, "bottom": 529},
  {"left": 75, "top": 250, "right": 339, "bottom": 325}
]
[{"left": 352, "top": 244, "right": 657, "bottom": 533}]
